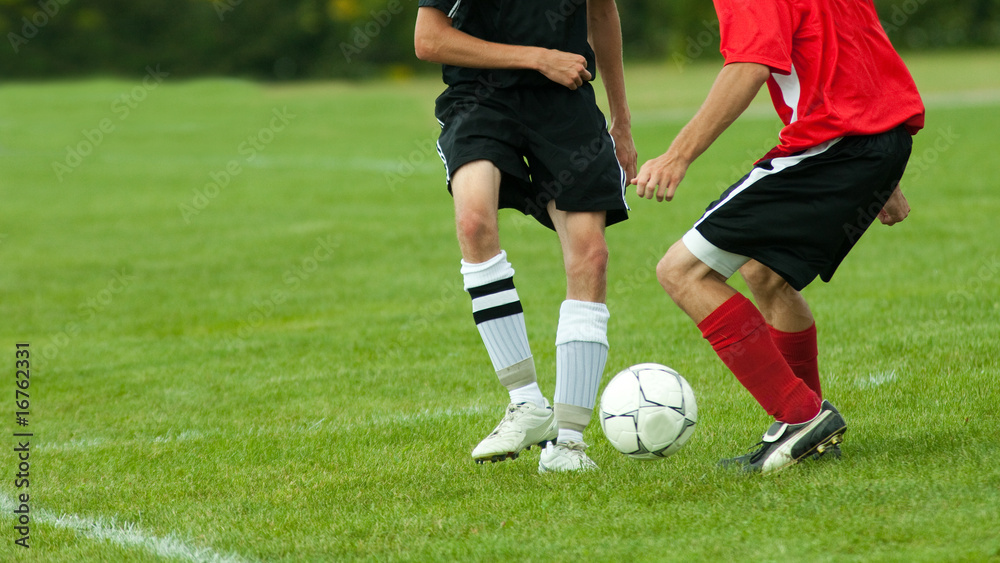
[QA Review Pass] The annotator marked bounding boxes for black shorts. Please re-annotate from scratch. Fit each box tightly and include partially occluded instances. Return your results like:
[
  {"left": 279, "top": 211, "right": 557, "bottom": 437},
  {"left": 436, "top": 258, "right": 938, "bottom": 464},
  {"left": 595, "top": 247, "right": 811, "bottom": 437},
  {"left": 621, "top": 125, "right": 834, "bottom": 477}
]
[
  {"left": 433, "top": 81, "right": 628, "bottom": 231},
  {"left": 685, "top": 126, "right": 913, "bottom": 291}
]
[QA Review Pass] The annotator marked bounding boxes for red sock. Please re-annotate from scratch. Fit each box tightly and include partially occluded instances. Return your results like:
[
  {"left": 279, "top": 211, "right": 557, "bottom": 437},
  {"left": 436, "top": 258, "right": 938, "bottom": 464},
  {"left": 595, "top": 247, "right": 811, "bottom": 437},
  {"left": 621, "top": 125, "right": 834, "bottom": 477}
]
[
  {"left": 698, "top": 294, "right": 820, "bottom": 424},
  {"left": 769, "top": 324, "right": 822, "bottom": 399}
]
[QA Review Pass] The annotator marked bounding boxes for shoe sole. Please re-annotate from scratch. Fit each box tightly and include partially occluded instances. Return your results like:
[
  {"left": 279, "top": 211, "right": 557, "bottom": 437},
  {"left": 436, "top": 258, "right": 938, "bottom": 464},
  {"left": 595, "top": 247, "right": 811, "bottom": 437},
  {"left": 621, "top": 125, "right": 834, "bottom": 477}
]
[
  {"left": 538, "top": 460, "right": 599, "bottom": 474},
  {"left": 473, "top": 439, "right": 553, "bottom": 465},
  {"left": 813, "top": 435, "right": 844, "bottom": 459},
  {"left": 720, "top": 435, "right": 843, "bottom": 470},
  {"left": 766, "top": 427, "right": 847, "bottom": 474}
]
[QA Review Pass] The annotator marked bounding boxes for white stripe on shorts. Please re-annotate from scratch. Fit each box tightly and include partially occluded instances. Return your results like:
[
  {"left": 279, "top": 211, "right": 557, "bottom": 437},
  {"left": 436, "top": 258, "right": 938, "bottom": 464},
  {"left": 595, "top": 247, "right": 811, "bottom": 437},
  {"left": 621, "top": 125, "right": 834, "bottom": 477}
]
[
  {"left": 681, "top": 229, "right": 749, "bottom": 280},
  {"left": 603, "top": 119, "right": 630, "bottom": 211},
  {"left": 694, "top": 137, "right": 842, "bottom": 228},
  {"left": 684, "top": 137, "right": 843, "bottom": 279}
]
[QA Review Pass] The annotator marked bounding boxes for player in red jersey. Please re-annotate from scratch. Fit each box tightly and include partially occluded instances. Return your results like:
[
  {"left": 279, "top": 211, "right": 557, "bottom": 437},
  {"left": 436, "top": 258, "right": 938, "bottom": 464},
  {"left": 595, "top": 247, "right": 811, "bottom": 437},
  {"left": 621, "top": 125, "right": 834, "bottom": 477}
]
[{"left": 632, "top": 0, "right": 925, "bottom": 472}]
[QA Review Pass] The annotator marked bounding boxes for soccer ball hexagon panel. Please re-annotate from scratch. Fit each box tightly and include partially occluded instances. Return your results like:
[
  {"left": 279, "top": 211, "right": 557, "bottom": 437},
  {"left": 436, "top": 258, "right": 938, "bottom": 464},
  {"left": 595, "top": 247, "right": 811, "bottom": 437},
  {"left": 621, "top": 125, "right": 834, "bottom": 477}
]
[{"left": 599, "top": 363, "right": 697, "bottom": 460}]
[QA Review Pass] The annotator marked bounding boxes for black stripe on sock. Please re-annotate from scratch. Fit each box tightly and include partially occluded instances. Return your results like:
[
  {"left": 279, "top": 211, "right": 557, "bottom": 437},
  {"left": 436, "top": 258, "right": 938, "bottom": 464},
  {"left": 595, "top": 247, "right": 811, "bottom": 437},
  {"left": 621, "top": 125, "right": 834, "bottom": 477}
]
[
  {"left": 473, "top": 301, "right": 524, "bottom": 324},
  {"left": 467, "top": 277, "right": 515, "bottom": 299}
]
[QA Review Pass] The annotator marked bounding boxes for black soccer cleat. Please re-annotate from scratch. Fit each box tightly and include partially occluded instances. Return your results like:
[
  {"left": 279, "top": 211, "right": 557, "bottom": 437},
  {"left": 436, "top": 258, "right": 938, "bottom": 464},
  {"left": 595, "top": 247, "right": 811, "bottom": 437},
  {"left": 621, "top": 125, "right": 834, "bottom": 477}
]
[{"left": 719, "top": 400, "right": 847, "bottom": 473}]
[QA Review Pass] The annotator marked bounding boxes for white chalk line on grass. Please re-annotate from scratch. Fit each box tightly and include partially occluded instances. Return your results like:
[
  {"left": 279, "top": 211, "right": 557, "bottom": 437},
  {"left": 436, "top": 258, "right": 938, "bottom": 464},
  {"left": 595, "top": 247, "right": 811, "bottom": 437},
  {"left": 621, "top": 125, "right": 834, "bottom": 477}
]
[
  {"left": 37, "top": 405, "right": 494, "bottom": 452},
  {"left": 36, "top": 430, "right": 207, "bottom": 453},
  {"left": 922, "top": 88, "right": 1000, "bottom": 108},
  {"left": 824, "top": 369, "right": 900, "bottom": 390},
  {"left": 243, "top": 404, "right": 495, "bottom": 436},
  {"left": 89, "top": 152, "right": 439, "bottom": 174},
  {"left": 13, "top": 406, "right": 491, "bottom": 558},
  {"left": 9, "top": 88, "right": 998, "bottom": 171},
  {"left": 857, "top": 370, "right": 899, "bottom": 389},
  {"left": 0, "top": 497, "right": 255, "bottom": 563}
]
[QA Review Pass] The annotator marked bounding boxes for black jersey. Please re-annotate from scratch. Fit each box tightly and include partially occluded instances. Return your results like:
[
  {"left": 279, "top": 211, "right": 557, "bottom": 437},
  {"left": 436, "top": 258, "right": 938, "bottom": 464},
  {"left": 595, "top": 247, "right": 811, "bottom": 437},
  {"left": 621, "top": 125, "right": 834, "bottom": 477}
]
[{"left": 417, "top": 0, "right": 597, "bottom": 88}]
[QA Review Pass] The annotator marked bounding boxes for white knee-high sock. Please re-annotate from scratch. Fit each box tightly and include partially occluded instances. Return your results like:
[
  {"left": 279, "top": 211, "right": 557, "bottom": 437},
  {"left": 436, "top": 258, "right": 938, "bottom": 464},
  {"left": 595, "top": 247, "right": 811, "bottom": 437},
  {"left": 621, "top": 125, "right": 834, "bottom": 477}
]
[
  {"left": 461, "top": 251, "right": 546, "bottom": 406},
  {"left": 553, "top": 300, "right": 609, "bottom": 442}
]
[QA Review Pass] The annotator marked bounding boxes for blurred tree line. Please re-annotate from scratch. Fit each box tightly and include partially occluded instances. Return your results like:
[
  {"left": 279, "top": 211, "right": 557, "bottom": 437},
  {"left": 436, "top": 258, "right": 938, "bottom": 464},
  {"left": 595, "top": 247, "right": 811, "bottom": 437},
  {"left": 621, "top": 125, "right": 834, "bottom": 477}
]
[{"left": 1, "top": 0, "right": 997, "bottom": 80}]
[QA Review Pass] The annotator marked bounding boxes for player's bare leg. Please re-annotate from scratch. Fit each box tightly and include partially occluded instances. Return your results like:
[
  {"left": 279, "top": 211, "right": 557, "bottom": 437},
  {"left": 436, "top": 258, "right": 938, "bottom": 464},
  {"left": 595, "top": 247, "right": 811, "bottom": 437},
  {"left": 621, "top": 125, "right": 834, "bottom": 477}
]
[
  {"left": 539, "top": 203, "right": 608, "bottom": 473},
  {"left": 452, "top": 160, "right": 502, "bottom": 263},
  {"left": 655, "top": 240, "right": 736, "bottom": 324},
  {"left": 453, "top": 160, "right": 556, "bottom": 463}
]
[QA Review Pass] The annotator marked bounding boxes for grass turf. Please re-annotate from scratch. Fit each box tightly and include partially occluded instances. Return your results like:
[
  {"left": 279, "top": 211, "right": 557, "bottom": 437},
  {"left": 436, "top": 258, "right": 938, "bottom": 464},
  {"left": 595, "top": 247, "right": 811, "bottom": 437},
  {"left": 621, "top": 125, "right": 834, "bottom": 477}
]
[{"left": 1, "top": 50, "right": 998, "bottom": 561}]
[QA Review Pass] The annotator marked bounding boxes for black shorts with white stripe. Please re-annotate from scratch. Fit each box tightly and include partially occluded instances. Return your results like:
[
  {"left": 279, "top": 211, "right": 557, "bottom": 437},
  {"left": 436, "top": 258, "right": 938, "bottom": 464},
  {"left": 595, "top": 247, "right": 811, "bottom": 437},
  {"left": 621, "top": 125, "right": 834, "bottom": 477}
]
[
  {"left": 433, "top": 81, "right": 629, "bottom": 231},
  {"left": 691, "top": 125, "right": 913, "bottom": 291}
]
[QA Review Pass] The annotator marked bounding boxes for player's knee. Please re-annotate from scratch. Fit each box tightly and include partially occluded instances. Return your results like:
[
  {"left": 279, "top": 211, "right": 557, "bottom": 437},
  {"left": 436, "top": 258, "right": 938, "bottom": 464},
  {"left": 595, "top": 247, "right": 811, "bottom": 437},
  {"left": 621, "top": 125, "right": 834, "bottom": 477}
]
[
  {"left": 740, "top": 262, "right": 786, "bottom": 296},
  {"left": 585, "top": 239, "right": 609, "bottom": 273},
  {"left": 455, "top": 209, "right": 495, "bottom": 247},
  {"left": 656, "top": 242, "right": 701, "bottom": 297},
  {"left": 656, "top": 253, "right": 684, "bottom": 296},
  {"left": 567, "top": 237, "right": 608, "bottom": 280}
]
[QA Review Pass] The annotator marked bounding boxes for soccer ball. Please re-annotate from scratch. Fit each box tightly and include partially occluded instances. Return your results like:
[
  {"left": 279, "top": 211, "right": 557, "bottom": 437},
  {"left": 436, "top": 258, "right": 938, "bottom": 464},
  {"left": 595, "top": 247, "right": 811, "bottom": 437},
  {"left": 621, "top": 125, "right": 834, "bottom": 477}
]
[{"left": 599, "top": 363, "right": 698, "bottom": 460}]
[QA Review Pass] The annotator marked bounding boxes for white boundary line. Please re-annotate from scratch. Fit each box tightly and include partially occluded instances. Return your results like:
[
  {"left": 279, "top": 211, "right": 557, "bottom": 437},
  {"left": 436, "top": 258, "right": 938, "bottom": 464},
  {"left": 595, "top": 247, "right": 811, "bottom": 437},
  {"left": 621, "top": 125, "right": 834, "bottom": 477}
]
[
  {"left": 0, "top": 497, "right": 254, "bottom": 562},
  {"left": 38, "top": 404, "right": 494, "bottom": 452},
  {"left": 4, "top": 405, "right": 495, "bottom": 558}
]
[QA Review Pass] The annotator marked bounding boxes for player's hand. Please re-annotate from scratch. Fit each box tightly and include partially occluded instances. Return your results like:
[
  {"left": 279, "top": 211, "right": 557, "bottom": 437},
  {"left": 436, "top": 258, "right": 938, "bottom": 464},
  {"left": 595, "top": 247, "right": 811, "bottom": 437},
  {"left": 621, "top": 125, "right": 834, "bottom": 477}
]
[
  {"left": 631, "top": 151, "right": 689, "bottom": 202},
  {"left": 609, "top": 124, "right": 637, "bottom": 181},
  {"left": 878, "top": 184, "right": 910, "bottom": 225},
  {"left": 537, "top": 49, "right": 592, "bottom": 90}
]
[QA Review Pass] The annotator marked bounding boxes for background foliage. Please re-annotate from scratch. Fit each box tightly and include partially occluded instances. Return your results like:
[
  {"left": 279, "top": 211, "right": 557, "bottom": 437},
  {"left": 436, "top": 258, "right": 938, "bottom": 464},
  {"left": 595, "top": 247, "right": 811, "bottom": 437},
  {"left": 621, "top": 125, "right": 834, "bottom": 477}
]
[{"left": 1, "top": 0, "right": 999, "bottom": 80}]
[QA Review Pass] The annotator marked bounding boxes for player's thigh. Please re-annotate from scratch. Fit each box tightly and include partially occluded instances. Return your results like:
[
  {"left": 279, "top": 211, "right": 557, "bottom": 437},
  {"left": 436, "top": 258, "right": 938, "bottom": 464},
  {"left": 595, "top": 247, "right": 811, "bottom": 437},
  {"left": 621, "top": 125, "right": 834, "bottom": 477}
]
[{"left": 452, "top": 160, "right": 502, "bottom": 222}]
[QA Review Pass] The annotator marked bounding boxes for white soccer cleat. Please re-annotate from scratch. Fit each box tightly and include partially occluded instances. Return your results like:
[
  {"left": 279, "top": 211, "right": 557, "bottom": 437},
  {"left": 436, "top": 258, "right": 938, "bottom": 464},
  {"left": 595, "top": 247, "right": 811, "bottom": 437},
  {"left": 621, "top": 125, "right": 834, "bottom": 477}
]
[
  {"left": 472, "top": 402, "right": 557, "bottom": 464},
  {"left": 538, "top": 441, "right": 599, "bottom": 473}
]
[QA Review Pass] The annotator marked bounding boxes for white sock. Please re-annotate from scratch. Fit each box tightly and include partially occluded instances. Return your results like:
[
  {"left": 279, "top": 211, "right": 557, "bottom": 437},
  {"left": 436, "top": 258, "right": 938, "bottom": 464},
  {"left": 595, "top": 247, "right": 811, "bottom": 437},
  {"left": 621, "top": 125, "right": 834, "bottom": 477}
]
[
  {"left": 553, "top": 300, "right": 610, "bottom": 434},
  {"left": 461, "top": 251, "right": 540, "bottom": 400},
  {"left": 555, "top": 341, "right": 608, "bottom": 409},
  {"left": 557, "top": 428, "right": 584, "bottom": 444},
  {"left": 509, "top": 382, "right": 546, "bottom": 406}
]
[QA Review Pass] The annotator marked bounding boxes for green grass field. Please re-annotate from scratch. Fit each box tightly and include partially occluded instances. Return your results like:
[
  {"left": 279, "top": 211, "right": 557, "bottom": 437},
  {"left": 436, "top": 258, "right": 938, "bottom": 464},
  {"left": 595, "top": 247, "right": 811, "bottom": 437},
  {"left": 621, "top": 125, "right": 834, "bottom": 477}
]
[{"left": 2, "top": 50, "right": 999, "bottom": 561}]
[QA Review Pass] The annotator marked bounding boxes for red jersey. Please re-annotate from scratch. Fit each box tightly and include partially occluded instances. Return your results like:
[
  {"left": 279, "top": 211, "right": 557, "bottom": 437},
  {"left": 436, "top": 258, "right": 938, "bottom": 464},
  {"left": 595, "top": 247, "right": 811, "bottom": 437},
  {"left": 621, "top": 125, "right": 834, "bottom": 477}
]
[{"left": 713, "top": 0, "right": 925, "bottom": 159}]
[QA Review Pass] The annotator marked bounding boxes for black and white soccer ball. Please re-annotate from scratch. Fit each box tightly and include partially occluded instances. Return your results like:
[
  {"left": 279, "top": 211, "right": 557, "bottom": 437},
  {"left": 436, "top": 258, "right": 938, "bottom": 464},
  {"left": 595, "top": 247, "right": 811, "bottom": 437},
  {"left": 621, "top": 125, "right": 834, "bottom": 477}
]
[{"left": 599, "top": 363, "right": 698, "bottom": 460}]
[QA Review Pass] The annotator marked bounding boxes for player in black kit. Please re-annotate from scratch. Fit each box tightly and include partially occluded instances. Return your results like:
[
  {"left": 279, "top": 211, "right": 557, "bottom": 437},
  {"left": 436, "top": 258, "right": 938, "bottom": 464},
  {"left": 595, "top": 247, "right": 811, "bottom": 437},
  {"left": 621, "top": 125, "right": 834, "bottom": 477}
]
[{"left": 415, "top": 0, "right": 635, "bottom": 472}]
